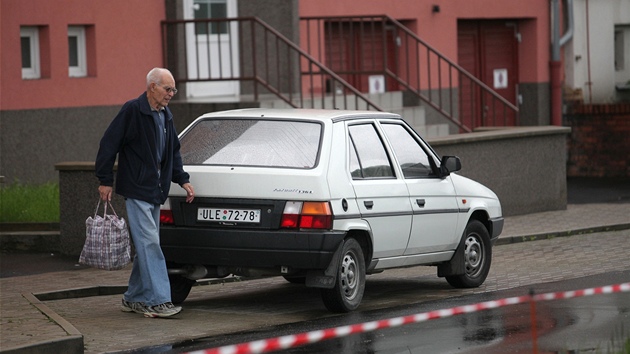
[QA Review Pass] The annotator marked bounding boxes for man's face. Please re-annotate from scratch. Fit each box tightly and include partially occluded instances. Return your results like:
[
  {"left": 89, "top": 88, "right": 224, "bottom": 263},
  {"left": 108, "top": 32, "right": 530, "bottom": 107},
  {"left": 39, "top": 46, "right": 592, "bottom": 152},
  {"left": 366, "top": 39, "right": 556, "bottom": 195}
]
[{"left": 149, "top": 75, "right": 177, "bottom": 109}]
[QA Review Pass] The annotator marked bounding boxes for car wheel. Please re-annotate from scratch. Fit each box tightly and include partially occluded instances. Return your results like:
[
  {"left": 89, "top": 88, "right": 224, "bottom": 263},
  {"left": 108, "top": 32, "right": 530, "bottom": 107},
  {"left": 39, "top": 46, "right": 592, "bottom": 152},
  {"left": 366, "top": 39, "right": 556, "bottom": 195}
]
[
  {"left": 169, "top": 274, "right": 195, "bottom": 304},
  {"left": 446, "top": 220, "right": 492, "bottom": 288},
  {"left": 321, "top": 238, "right": 365, "bottom": 312}
]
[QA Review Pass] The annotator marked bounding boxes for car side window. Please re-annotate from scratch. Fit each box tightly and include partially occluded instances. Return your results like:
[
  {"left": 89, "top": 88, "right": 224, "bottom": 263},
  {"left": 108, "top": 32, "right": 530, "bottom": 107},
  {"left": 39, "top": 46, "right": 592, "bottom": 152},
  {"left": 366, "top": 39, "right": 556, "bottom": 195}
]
[
  {"left": 348, "top": 124, "right": 395, "bottom": 179},
  {"left": 381, "top": 123, "right": 436, "bottom": 178}
]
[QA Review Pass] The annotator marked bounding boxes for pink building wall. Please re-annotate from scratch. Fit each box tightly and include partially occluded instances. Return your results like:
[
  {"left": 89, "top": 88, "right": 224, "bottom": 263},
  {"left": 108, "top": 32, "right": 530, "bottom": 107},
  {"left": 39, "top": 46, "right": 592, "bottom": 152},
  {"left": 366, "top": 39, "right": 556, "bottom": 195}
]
[{"left": 0, "top": 0, "right": 166, "bottom": 111}]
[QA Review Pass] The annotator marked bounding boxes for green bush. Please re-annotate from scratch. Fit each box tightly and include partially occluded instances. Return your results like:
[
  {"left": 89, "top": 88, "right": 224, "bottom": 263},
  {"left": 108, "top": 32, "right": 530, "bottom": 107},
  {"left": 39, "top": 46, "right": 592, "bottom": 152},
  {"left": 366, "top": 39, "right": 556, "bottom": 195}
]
[{"left": 0, "top": 182, "right": 60, "bottom": 223}]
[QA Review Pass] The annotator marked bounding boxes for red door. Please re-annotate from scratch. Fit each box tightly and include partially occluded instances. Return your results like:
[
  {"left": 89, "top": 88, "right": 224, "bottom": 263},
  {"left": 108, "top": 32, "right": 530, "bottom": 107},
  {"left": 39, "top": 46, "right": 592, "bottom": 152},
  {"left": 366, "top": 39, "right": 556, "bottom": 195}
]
[
  {"left": 458, "top": 21, "right": 518, "bottom": 128},
  {"left": 325, "top": 21, "right": 398, "bottom": 93}
]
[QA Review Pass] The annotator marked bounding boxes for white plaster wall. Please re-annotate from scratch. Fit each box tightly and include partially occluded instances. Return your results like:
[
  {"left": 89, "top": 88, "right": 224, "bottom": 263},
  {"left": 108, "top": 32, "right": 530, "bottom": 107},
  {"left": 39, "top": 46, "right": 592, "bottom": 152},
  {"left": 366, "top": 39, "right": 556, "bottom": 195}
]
[
  {"left": 614, "top": 0, "right": 630, "bottom": 86},
  {"left": 565, "top": 0, "right": 617, "bottom": 102},
  {"left": 613, "top": 0, "right": 630, "bottom": 24}
]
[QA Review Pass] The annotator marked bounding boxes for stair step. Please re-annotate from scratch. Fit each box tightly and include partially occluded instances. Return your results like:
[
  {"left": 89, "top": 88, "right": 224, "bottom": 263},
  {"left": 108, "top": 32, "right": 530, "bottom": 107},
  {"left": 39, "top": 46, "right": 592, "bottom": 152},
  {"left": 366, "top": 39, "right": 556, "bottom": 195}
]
[{"left": 0, "top": 231, "right": 61, "bottom": 253}]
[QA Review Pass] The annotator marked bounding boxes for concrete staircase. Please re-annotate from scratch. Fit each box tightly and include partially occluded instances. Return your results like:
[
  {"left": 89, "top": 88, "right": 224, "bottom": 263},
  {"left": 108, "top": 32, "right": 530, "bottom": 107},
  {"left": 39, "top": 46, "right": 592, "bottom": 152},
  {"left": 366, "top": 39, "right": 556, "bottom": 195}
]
[{"left": 258, "top": 91, "right": 451, "bottom": 138}]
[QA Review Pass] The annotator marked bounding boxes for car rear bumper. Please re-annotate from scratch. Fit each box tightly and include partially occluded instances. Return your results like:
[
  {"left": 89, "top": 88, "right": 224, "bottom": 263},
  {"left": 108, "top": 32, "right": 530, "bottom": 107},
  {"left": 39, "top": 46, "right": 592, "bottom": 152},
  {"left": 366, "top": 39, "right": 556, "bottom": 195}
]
[{"left": 160, "top": 227, "right": 346, "bottom": 270}]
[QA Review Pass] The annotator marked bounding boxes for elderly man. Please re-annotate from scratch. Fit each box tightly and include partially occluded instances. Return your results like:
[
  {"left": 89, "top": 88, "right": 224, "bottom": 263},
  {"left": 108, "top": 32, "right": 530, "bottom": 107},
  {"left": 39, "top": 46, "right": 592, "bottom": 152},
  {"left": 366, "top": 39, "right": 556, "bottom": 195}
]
[{"left": 95, "top": 67, "right": 195, "bottom": 318}]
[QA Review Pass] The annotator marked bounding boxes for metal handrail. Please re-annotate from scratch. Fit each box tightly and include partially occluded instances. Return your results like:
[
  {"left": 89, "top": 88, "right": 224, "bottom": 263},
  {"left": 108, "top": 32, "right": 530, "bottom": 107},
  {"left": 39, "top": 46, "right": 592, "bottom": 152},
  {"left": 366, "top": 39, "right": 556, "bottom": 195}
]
[
  {"left": 300, "top": 15, "right": 520, "bottom": 132},
  {"left": 161, "top": 17, "right": 382, "bottom": 111}
]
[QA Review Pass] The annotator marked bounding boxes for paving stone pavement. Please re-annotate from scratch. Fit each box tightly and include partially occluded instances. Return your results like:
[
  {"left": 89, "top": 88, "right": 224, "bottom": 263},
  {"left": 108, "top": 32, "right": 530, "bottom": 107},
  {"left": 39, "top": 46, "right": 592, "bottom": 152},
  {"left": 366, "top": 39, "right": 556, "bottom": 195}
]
[{"left": 1, "top": 202, "right": 629, "bottom": 353}]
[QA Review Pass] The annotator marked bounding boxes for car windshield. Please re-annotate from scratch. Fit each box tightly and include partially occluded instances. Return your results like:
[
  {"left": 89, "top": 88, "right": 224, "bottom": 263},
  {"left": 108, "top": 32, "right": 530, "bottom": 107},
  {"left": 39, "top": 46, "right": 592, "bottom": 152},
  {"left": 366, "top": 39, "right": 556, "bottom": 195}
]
[{"left": 179, "top": 119, "right": 322, "bottom": 168}]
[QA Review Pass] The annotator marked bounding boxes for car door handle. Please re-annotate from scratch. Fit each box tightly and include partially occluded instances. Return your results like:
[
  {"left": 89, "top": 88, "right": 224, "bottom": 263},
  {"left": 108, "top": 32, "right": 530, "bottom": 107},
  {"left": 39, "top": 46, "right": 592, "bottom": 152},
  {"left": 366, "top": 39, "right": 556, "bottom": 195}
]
[
  {"left": 416, "top": 199, "right": 426, "bottom": 207},
  {"left": 364, "top": 201, "right": 374, "bottom": 209}
]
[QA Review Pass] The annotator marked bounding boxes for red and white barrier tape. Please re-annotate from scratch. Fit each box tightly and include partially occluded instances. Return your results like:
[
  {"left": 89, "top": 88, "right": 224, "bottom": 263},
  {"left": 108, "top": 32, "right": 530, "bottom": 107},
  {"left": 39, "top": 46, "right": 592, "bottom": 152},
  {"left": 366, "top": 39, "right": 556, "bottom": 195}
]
[{"left": 188, "top": 282, "right": 630, "bottom": 354}]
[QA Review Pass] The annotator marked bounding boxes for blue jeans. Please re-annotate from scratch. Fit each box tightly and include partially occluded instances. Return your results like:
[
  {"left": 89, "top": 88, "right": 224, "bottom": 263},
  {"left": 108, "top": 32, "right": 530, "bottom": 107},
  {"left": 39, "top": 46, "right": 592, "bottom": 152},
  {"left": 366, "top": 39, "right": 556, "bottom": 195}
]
[{"left": 123, "top": 198, "right": 171, "bottom": 306}]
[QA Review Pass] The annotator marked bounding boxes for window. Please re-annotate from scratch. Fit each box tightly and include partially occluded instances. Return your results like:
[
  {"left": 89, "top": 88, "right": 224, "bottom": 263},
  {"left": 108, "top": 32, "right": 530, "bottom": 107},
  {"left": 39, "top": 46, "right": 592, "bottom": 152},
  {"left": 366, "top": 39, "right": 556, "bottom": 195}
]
[
  {"left": 193, "top": 0, "right": 228, "bottom": 35},
  {"left": 68, "top": 26, "right": 87, "bottom": 77},
  {"left": 348, "top": 124, "right": 394, "bottom": 179},
  {"left": 179, "top": 119, "right": 322, "bottom": 168},
  {"left": 614, "top": 29, "right": 623, "bottom": 72},
  {"left": 381, "top": 124, "right": 436, "bottom": 178},
  {"left": 21, "top": 27, "right": 40, "bottom": 79}
]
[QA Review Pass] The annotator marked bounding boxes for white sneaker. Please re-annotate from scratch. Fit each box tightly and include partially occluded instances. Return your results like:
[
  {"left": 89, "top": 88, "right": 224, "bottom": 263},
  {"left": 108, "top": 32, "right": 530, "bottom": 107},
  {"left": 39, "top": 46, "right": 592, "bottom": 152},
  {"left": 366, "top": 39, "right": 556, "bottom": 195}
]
[
  {"left": 144, "top": 302, "right": 182, "bottom": 318},
  {"left": 121, "top": 299, "right": 149, "bottom": 315}
]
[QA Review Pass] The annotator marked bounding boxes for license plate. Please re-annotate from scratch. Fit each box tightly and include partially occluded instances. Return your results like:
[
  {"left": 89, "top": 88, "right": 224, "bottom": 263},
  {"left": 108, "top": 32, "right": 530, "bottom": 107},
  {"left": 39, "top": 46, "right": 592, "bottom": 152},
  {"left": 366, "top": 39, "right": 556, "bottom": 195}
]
[{"left": 197, "top": 207, "right": 261, "bottom": 223}]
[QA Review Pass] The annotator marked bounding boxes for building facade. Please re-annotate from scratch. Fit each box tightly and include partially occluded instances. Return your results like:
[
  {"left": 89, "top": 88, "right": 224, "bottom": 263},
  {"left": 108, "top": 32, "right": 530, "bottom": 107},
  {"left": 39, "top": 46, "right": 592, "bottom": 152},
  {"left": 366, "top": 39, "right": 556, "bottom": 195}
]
[{"left": 1, "top": 0, "right": 627, "bottom": 184}]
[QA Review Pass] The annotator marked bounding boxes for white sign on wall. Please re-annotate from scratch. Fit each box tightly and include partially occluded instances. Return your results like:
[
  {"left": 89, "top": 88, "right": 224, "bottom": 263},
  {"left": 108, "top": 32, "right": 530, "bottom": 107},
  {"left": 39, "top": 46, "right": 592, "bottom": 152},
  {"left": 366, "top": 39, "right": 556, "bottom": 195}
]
[
  {"left": 369, "top": 75, "right": 386, "bottom": 94},
  {"left": 493, "top": 69, "right": 508, "bottom": 89}
]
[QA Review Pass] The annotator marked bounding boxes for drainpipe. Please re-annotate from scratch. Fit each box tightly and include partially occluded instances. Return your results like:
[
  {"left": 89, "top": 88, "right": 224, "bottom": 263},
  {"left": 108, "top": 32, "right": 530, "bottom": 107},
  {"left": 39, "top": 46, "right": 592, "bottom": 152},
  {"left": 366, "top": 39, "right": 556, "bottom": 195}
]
[{"left": 550, "top": 0, "right": 574, "bottom": 126}]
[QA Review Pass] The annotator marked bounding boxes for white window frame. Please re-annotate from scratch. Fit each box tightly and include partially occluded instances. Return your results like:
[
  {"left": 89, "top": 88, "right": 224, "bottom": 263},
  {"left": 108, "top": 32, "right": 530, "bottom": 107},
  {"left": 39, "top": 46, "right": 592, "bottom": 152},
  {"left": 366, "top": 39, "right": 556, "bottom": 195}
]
[
  {"left": 21, "top": 26, "right": 40, "bottom": 79},
  {"left": 68, "top": 26, "right": 87, "bottom": 77}
]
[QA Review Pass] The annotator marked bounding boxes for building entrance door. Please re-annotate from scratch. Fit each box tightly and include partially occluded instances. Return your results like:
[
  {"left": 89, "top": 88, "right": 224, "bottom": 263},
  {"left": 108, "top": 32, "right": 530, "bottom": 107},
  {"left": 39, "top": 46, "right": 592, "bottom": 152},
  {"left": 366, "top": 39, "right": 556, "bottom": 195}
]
[
  {"left": 325, "top": 21, "right": 399, "bottom": 93},
  {"left": 458, "top": 20, "right": 519, "bottom": 128},
  {"left": 183, "top": 0, "right": 240, "bottom": 99}
]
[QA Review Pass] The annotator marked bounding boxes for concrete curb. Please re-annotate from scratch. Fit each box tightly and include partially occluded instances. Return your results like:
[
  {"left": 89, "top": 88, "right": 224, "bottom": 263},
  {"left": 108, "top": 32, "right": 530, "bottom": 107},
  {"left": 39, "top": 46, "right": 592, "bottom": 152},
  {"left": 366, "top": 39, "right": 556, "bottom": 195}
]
[
  {"left": 1, "top": 293, "right": 84, "bottom": 354},
  {"left": 496, "top": 223, "right": 630, "bottom": 246}
]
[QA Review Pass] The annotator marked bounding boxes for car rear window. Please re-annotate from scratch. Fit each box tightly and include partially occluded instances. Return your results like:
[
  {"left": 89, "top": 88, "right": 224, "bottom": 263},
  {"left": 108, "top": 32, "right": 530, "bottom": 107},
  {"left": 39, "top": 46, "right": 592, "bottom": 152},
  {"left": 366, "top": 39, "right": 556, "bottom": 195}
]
[{"left": 179, "top": 119, "right": 322, "bottom": 168}]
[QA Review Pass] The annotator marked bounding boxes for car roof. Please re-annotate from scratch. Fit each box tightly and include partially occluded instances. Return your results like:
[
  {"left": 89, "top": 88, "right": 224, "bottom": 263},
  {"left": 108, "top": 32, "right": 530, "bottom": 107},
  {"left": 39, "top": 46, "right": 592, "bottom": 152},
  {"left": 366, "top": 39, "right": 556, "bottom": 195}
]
[{"left": 197, "top": 108, "right": 402, "bottom": 123}]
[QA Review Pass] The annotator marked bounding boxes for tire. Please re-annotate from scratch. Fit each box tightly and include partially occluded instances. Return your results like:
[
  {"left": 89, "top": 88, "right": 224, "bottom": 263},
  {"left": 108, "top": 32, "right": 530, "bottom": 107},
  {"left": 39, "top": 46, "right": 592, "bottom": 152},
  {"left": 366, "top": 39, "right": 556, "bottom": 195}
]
[
  {"left": 169, "top": 274, "right": 195, "bottom": 304},
  {"left": 446, "top": 220, "right": 492, "bottom": 288},
  {"left": 321, "top": 238, "right": 366, "bottom": 313}
]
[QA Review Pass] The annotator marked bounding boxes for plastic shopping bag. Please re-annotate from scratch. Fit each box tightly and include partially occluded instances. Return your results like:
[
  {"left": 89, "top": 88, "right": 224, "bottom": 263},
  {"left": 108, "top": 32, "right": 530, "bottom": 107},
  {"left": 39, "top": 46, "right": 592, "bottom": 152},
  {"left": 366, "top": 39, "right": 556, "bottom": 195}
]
[{"left": 79, "top": 199, "right": 131, "bottom": 270}]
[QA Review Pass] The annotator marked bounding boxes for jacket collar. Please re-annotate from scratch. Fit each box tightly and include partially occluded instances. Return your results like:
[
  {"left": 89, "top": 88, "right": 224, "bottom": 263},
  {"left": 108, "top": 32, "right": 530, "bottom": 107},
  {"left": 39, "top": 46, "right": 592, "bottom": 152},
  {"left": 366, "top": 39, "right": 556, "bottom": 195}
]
[{"left": 138, "top": 92, "right": 173, "bottom": 122}]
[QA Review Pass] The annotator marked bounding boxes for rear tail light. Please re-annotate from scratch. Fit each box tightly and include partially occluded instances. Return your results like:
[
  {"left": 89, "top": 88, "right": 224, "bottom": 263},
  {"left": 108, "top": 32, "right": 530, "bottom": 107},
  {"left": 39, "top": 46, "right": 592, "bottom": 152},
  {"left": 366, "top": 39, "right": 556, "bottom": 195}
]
[
  {"left": 281, "top": 201, "right": 332, "bottom": 230},
  {"left": 280, "top": 201, "right": 302, "bottom": 228},
  {"left": 160, "top": 210, "right": 174, "bottom": 224},
  {"left": 160, "top": 199, "right": 174, "bottom": 225}
]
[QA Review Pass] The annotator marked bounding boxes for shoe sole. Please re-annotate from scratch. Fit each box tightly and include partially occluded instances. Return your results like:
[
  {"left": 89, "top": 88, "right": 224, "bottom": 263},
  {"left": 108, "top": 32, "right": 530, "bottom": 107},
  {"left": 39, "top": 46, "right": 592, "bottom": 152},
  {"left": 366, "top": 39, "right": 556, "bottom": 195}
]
[{"left": 144, "top": 307, "right": 182, "bottom": 318}]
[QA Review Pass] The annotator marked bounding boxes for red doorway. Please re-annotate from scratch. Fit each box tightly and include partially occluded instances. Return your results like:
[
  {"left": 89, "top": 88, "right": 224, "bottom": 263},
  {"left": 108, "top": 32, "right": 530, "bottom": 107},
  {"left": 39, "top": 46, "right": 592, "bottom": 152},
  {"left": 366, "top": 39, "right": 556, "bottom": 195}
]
[
  {"left": 324, "top": 20, "right": 399, "bottom": 93},
  {"left": 458, "top": 20, "right": 519, "bottom": 128}
]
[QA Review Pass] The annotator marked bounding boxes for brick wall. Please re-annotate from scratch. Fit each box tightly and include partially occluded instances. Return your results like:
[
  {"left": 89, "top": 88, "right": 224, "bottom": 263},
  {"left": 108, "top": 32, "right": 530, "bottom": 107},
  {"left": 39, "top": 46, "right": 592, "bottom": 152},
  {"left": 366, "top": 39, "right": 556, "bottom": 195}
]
[{"left": 564, "top": 103, "right": 630, "bottom": 177}]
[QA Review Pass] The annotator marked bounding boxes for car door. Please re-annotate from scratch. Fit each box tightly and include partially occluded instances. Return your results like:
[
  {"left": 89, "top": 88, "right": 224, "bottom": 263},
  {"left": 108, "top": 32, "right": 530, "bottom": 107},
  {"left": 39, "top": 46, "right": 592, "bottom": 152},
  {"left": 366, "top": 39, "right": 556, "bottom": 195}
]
[
  {"left": 379, "top": 122, "right": 461, "bottom": 255},
  {"left": 347, "top": 122, "right": 412, "bottom": 259}
]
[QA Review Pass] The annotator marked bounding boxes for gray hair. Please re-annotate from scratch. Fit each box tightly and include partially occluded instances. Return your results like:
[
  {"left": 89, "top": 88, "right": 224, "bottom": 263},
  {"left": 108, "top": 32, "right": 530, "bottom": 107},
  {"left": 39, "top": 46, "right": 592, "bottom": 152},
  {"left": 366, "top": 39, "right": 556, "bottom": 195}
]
[{"left": 146, "top": 68, "right": 172, "bottom": 88}]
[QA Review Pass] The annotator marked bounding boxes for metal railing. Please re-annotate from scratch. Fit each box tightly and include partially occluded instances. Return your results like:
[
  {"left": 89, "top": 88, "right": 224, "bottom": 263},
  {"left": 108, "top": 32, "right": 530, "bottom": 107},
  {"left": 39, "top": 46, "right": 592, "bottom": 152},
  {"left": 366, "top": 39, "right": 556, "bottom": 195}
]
[
  {"left": 300, "top": 15, "right": 519, "bottom": 132},
  {"left": 161, "top": 17, "right": 381, "bottom": 111}
]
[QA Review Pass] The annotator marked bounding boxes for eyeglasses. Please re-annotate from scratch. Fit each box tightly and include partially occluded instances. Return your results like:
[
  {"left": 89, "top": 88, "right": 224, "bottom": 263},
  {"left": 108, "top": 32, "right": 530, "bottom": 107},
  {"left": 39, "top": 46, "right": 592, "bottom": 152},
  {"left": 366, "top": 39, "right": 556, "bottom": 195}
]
[{"left": 160, "top": 85, "right": 178, "bottom": 95}]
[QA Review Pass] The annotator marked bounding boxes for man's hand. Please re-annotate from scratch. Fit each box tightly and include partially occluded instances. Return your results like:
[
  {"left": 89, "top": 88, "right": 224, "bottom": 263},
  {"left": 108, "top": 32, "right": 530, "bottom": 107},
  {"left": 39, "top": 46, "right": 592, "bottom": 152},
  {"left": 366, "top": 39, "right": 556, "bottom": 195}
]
[
  {"left": 98, "top": 185, "right": 113, "bottom": 201},
  {"left": 182, "top": 183, "right": 195, "bottom": 203}
]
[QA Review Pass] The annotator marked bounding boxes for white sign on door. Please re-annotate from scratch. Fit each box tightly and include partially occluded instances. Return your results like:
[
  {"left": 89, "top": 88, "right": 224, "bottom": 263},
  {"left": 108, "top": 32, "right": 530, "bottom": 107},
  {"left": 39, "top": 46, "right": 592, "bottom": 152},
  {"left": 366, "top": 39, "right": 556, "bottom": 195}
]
[
  {"left": 493, "top": 69, "right": 508, "bottom": 89},
  {"left": 369, "top": 75, "right": 385, "bottom": 94}
]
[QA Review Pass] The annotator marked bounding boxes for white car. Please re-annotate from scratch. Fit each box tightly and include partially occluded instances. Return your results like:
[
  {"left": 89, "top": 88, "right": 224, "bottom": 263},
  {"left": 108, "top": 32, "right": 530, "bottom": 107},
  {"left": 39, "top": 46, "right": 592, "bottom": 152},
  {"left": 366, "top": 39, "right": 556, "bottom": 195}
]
[{"left": 160, "top": 108, "right": 504, "bottom": 312}]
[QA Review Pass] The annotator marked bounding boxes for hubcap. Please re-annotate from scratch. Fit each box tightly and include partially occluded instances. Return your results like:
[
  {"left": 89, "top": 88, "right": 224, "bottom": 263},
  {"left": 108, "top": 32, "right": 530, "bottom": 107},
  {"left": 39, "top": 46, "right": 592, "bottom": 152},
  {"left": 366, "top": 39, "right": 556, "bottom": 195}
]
[
  {"left": 464, "top": 235, "right": 483, "bottom": 277},
  {"left": 340, "top": 252, "right": 358, "bottom": 300}
]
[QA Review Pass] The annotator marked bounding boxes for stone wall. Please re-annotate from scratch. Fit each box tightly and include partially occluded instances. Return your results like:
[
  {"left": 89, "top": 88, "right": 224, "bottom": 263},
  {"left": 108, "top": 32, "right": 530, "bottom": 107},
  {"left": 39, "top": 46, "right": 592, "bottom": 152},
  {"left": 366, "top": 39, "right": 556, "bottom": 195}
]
[
  {"left": 429, "top": 126, "right": 571, "bottom": 216},
  {"left": 564, "top": 103, "right": 630, "bottom": 177}
]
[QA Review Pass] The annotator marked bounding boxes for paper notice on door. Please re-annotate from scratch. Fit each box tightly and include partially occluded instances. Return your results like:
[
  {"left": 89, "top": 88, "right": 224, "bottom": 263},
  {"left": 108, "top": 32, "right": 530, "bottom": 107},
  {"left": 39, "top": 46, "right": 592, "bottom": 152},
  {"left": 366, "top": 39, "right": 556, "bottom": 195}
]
[{"left": 493, "top": 69, "right": 508, "bottom": 89}]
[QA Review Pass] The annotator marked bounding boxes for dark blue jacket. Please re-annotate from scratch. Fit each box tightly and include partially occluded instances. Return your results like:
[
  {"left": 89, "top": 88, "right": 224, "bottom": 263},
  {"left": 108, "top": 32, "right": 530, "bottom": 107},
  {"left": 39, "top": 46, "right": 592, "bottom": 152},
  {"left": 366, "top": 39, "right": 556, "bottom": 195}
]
[{"left": 95, "top": 92, "right": 190, "bottom": 205}]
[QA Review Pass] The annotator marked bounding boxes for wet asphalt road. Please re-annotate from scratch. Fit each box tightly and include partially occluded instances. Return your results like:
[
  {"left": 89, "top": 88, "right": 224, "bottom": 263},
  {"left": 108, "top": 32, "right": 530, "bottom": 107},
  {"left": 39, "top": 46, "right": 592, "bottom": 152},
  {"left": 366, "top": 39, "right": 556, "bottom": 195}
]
[{"left": 128, "top": 270, "right": 630, "bottom": 354}]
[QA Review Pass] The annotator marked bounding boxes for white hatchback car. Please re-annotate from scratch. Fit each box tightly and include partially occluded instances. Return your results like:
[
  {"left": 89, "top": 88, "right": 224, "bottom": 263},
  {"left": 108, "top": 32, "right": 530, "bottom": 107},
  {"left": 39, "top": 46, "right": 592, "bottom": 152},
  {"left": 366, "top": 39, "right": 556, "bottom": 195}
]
[{"left": 160, "top": 108, "right": 503, "bottom": 312}]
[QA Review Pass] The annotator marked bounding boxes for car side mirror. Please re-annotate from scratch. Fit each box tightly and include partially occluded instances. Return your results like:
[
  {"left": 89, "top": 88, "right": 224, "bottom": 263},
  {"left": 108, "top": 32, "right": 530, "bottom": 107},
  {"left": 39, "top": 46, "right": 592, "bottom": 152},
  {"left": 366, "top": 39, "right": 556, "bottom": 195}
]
[{"left": 439, "top": 156, "right": 461, "bottom": 177}]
